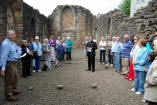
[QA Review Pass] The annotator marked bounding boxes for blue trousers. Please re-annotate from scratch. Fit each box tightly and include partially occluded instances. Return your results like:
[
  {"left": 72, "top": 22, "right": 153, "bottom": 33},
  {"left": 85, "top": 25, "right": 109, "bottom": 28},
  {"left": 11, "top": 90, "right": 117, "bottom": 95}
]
[
  {"left": 99, "top": 50, "right": 106, "bottom": 63},
  {"left": 35, "top": 56, "right": 41, "bottom": 71},
  {"left": 134, "top": 70, "right": 145, "bottom": 93},
  {"left": 114, "top": 53, "right": 121, "bottom": 71}
]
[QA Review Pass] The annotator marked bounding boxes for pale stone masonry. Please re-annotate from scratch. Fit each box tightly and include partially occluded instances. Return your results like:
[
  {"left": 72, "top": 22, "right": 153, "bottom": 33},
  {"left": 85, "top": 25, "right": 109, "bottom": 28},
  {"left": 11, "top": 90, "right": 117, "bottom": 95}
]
[{"left": 130, "top": 0, "right": 152, "bottom": 17}]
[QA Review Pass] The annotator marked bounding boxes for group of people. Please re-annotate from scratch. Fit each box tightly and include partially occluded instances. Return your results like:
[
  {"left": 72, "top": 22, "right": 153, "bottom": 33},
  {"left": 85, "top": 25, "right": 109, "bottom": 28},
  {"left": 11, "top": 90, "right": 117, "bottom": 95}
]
[
  {"left": 0, "top": 30, "right": 73, "bottom": 101},
  {"left": 83, "top": 34, "right": 157, "bottom": 105}
]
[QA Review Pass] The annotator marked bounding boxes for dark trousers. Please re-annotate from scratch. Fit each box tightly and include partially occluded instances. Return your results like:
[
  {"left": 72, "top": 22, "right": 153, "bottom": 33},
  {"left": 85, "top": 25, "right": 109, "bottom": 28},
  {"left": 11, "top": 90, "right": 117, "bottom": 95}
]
[
  {"left": 147, "top": 101, "right": 157, "bottom": 105},
  {"left": 22, "top": 60, "right": 31, "bottom": 76},
  {"left": 112, "top": 52, "right": 115, "bottom": 66},
  {"left": 66, "top": 52, "right": 71, "bottom": 60},
  {"left": 99, "top": 50, "right": 106, "bottom": 63},
  {"left": 87, "top": 52, "right": 95, "bottom": 72},
  {"left": 108, "top": 49, "right": 112, "bottom": 64}
]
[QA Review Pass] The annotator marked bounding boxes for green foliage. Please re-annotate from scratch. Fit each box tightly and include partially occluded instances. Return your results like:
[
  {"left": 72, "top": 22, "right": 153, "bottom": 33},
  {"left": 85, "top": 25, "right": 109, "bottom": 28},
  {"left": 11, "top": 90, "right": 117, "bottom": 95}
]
[{"left": 118, "top": 0, "right": 131, "bottom": 16}]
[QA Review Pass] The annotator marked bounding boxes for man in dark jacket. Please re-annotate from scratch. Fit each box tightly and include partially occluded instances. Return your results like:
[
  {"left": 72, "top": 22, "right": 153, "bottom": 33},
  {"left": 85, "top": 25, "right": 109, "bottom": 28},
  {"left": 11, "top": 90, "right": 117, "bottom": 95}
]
[{"left": 86, "top": 36, "right": 97, "bottom": 72}]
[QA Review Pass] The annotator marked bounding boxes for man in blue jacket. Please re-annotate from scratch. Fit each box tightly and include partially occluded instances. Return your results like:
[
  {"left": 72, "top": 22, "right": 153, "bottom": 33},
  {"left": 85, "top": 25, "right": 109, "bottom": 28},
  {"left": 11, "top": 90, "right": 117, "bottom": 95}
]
[{"left": 121, "top": 34, "right": 133, "bottom": 75}]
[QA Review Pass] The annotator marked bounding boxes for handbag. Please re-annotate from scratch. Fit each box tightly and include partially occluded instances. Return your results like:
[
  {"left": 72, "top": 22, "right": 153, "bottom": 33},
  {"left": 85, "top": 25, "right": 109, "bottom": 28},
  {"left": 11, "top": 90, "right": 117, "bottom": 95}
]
[
  {"left": 33, "top": 51, "right": 38, "bottom": 58},
  {"left": 42, "top": 65, "right": 48, "bottom": 71}
]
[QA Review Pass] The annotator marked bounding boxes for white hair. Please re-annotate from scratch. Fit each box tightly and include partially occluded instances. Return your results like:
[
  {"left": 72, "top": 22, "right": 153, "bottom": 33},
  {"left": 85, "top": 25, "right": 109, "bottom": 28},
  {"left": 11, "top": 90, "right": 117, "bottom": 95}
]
[
  {"left": 7, "top": 30, "right": 15, "bottom": 37},
  {"left": 112, "top": 36, "right": 116, "bottom": 39},
  {"left": 67, "top": 36, "right": 70, "bottom": 39}
]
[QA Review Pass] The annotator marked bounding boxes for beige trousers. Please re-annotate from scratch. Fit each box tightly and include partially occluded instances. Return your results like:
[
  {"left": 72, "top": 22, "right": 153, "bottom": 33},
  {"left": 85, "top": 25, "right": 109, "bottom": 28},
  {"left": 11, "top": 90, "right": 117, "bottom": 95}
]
[
  {"left": 4, "top": 61, "right": 18, "bottom": 97},
  {"left": 121, "top": 57, "right": 130, "bottom": 74}
]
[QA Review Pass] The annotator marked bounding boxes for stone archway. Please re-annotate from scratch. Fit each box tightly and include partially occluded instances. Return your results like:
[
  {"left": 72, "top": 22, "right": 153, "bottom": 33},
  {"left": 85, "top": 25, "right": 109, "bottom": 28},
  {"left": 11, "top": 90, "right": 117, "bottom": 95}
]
[
  {"left": 61, "top": 6, "right": 75, "bottom": 31},
  {"left": 106, "top": 17, "right": 111, "bottom": 37}
]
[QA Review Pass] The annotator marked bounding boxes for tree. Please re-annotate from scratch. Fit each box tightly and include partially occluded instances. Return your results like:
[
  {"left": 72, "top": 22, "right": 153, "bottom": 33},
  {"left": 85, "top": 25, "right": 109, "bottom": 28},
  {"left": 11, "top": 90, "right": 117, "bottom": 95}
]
[{"left": 118, "top": 0, "right": 131, "bottom": 16}]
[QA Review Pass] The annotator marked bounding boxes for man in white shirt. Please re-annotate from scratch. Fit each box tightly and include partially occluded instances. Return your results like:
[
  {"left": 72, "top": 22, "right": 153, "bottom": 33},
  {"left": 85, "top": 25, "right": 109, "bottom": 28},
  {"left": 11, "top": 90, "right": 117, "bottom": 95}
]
[
  {"left": 107, "top": 35, "right": 112, "bottom": 66},
  {"left": 99, "top": 36, "right": 107, "bottom": 64},
  {"left": 111, "top": 36, "right": 116, "bottom": 66}
]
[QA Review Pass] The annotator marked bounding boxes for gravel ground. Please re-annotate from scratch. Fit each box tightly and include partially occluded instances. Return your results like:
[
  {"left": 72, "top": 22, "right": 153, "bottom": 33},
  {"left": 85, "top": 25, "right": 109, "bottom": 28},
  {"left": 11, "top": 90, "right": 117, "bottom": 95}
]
[{"left": 0, "top": 49, "right": 146, "bottom": 105}]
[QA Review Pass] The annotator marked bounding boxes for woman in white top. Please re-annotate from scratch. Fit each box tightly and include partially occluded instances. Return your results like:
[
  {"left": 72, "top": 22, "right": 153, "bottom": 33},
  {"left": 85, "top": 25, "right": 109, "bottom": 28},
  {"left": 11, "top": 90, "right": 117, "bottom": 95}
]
[{"left": 99, "top": 37, "right": 107, "bottom": 64}]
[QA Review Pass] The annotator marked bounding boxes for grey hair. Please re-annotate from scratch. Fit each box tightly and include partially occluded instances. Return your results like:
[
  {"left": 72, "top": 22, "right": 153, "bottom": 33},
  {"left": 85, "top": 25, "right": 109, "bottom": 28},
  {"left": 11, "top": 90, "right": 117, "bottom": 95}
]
[
  {"left": 6, "top": 30, "right": 15, "bottom": 37},
  {"left": 124, "top": 34, "right": 129, "bottom": 38},
  {"left": 44, "top": 38, "right": 48, "bottom": 41}
]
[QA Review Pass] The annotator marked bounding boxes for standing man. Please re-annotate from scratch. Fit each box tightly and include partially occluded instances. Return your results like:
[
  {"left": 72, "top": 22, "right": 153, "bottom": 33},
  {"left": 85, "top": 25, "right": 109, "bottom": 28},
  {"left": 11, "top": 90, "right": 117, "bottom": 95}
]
[
  {"left": 106, "top": 35, "right": 112, "bottom": 66},
  {"left": 114, "top": 37, "right": 122, "bottom": 73},
  {"left": 0, "top": 30, "right": 21, "bottom": 101},
  {"left": 121, "top": 34, "right": 133, "bottom": 75},
  {"left": 32, "top": 36, "right": 42, "bottom": 72},
  {"left": 86, "top": 36, "right": 97, "bottom": 72},
  {"left": 111, "top": 36, "right": 116, "bottom": 67}
]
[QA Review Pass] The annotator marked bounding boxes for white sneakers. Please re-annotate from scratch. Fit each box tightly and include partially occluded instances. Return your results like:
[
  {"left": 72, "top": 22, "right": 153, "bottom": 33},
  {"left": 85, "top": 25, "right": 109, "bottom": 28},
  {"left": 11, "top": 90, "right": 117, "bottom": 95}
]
[
  {"left": 131, "top": 88, "right": 143, "bottom": 95},
  {"left": 110, "top": 64, "right": 113, "bottom": 66},
  {"left": 106, "top": 63, "right": 109, "bottom": 66},
  {"left": 131, "top": 88, "right": 136, "bottom": 92},
  {"left": 103, "top": 63, "right": 105, "bottom": 64},
  {"left": 136, "top": 91, "right": 143, "bottom": 95},
  {"left": 33, "top": 70, "right": 42, "bottom": 72}
]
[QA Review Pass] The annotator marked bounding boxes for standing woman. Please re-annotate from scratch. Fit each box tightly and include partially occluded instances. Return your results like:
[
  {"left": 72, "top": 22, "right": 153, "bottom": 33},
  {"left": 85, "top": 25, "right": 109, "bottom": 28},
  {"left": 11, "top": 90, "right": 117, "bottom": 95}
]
[
  {"left": 126, "top": 36, "right": 140, "bottom": 81},
  {"left": 132, "top": 38, "right": 149, "bottom": 95},
  {"left": 65, "top": 36, "right": 72, "bottom": 60},
  {"left": 43, "top": 39, "right": 51, "bottom": 71},
  {"left": 144, "top": 40, "right": 157, "bottom": 105},
  {"left": 49, "top": 35, "right": 56, "bottom": 62},
  {"left": 83, "top": 37, "right": 89, "bottom": 60},
  {"left": 99, "top": 36, "right": 107, "bottom": 64},
  {"left": 21, "top": 40, "right": 32, "bottom": 77}
]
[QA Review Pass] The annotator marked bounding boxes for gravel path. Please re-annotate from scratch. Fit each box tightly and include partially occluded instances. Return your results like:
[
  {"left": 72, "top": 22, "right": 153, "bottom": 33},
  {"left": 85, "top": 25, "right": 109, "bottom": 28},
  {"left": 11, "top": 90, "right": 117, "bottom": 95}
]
[{"left": 0, "top": 49, "right": 146, "bottom": 105}]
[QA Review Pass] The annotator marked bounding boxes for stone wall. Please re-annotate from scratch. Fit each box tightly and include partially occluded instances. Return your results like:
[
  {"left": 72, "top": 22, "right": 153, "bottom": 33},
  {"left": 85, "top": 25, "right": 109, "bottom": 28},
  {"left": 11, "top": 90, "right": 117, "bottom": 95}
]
[
  {"left": 0, "top": 0, "right": 23, "bottom": 43},
  {"left": 23, "top": 3, "right": 50, "bottom": 43},
  {"left": 93, "top": 0, "right": 157, "bottom": 45},
  {"left": 48, "top": 5, "right": 93, "bottom": 48},
  {"left": 0, "top": 0, "right": 8, "bottom": 43},
  {"left": 0, "top": 0, "right": 50, "bottom": 44}
]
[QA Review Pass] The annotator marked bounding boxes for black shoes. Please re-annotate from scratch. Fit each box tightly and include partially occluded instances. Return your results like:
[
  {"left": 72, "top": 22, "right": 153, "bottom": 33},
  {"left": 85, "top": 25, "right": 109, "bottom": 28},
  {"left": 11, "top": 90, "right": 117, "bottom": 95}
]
[{"left": 86, "top": 69, "right": 91, "bottom": 71}]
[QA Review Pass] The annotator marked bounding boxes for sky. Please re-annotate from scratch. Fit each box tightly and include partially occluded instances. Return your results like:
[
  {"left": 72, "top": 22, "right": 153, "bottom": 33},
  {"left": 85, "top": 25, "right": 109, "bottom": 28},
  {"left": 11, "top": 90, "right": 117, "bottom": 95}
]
[{"left": 23, "top": 0, "right": 123, "bottom": 17}]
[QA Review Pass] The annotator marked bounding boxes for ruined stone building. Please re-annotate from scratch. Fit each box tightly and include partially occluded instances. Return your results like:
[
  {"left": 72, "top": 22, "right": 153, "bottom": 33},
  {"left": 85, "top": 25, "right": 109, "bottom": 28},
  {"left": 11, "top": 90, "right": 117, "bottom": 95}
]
[
  {"left": 0, "top": 0, "right": 157, "bottom": 47},
  {"left": 0, "top": 0, "right": 50, "bottom": 44},
  {"left": 93, "top": 0, "right": 157, "bottom": 45},
  {"left": 48, "top": 5, "right": 93, "bottom": 47}
]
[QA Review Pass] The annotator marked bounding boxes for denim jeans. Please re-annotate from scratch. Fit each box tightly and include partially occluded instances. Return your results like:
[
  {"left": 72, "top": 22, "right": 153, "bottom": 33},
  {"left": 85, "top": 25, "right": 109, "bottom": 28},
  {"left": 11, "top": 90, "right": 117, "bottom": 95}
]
[
  {"left": 114, "top": 53, "right": 121, "bottom": 71},
  {"left": 134, "top": 70, "right": 145, "bottom": 93},
  {"left": 99, "top": 50, "right": 106, "bottom": 63},
  {"left": 35, "top": 56, "right": 41, "bottom": 71}
]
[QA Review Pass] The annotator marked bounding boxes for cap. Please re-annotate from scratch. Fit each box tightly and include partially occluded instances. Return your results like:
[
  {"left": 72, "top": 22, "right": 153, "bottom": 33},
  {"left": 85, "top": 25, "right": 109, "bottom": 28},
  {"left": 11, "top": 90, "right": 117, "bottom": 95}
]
[{"left": 35, "top": 36, "right": 39, "bottom": 40}]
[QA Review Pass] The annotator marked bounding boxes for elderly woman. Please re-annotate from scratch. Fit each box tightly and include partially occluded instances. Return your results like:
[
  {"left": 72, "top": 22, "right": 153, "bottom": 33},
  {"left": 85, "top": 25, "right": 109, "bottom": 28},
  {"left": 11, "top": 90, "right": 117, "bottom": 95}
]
[
  {"left": 21, "top": 40, "right": 32, "bottom": 77},
  {"left": 43, "top": 39, "right": 51, "bottom": 71},
  {"left": 49, "top": 35, "right": 56, "bottom": 62},
  {"left": 144, "top": 40, "right": 157, "bottom": 105},
  {"left": 99, "top": 36, "right": 107, "bottom": 64},
  {"left": 132, "top": 38, "right": 149, "bottom": 95},
  {"left": 65, "top": 36, "right": 72, "bottom": 60},
  {"left": 126, "top": 36, "right": 140, "bottom": 81}
]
